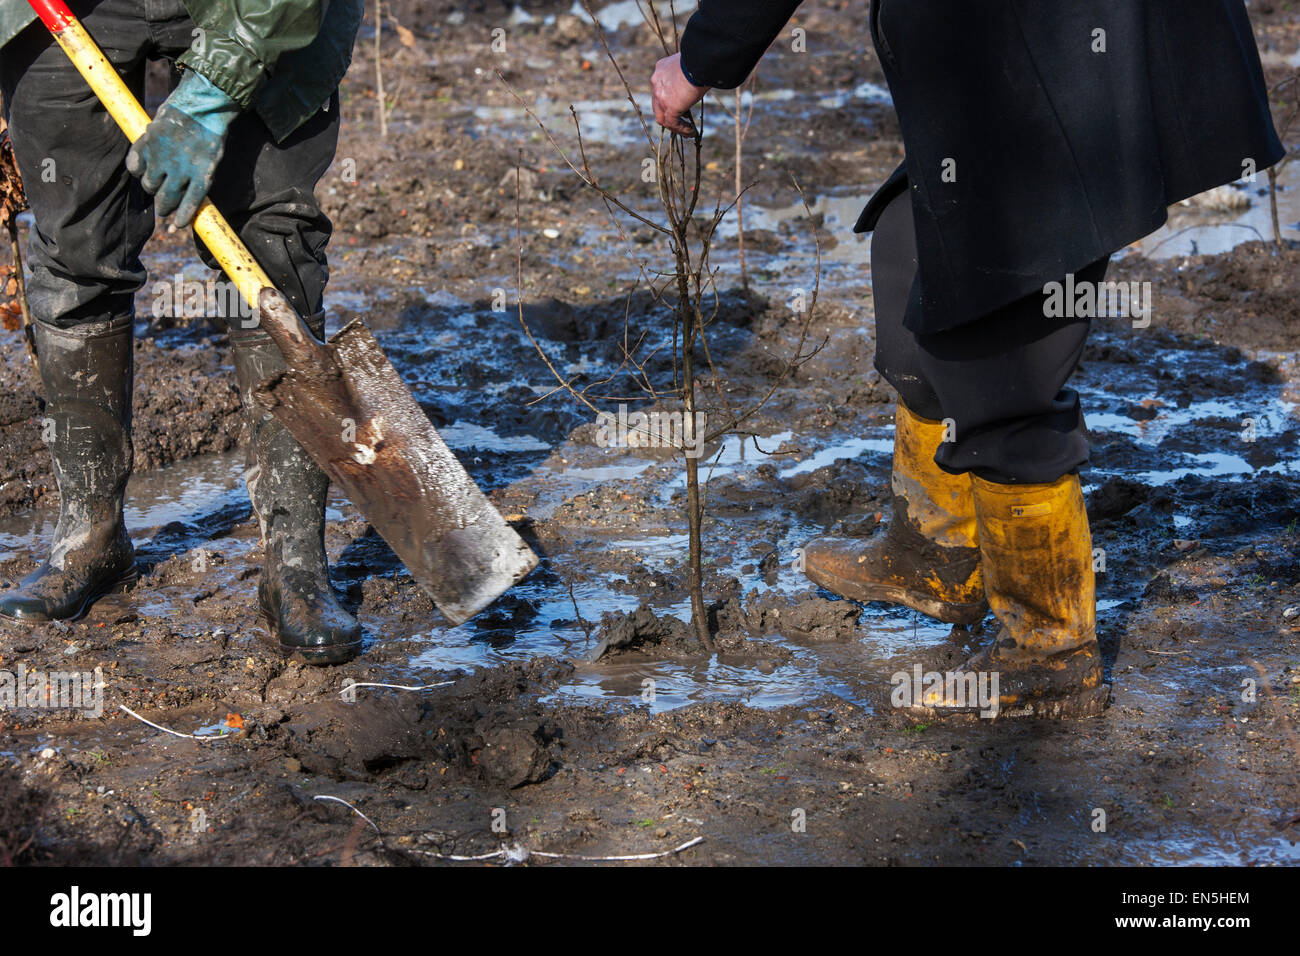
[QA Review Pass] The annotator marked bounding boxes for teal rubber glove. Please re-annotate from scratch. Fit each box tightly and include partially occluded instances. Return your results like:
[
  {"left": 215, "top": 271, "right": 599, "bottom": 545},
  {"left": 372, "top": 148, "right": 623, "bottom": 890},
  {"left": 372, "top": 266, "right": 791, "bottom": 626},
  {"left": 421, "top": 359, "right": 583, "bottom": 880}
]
[{"left": 126, "top": 70, "right": 241, "bottom": 228}]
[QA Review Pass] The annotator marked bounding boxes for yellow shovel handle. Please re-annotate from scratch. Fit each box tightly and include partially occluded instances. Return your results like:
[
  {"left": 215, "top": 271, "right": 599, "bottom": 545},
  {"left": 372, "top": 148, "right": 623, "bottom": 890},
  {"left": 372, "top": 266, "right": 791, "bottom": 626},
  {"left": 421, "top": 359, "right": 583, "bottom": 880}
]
[{"left": 34, "top": 1, "right": 273, "bottom": 309}]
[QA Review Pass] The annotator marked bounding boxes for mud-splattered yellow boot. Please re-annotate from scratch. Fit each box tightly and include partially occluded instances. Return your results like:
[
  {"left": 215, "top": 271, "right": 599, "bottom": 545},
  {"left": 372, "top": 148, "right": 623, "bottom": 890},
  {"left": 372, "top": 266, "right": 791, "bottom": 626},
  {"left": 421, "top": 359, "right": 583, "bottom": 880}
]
[
  {"left": 803, "top": 402, "right": 986, "bottom": 625},
  {"left": 916, "top": 474, "right": 1109, "bottom": 719}
]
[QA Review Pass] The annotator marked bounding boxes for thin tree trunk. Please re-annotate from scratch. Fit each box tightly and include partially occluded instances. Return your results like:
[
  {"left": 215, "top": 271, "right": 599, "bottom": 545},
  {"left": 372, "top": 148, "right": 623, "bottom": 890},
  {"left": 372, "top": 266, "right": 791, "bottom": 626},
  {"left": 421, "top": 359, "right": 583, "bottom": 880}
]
[
  {"left": 675, "top": 232, "right": 713, "bottom": 652},
  {"left": 681, "top": 315, "right": 712, "bottom": 652},
  {"left": 1269, "top": 166, "right": 1282, "bottom": 248},
  {"left": 735, "top": 87, "right": 747, "bottom": 294}
]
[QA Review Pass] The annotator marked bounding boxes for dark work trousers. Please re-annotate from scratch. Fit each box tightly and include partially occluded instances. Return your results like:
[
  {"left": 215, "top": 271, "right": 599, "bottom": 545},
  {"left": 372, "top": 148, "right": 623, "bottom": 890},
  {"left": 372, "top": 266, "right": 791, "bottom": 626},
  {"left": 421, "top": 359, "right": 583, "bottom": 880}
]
[
  {"left": 0, "top": 0, "right": 339, "bottom": 335},
  {"left": 870, "top": 189, "right": 1108, "bottom": 485}
]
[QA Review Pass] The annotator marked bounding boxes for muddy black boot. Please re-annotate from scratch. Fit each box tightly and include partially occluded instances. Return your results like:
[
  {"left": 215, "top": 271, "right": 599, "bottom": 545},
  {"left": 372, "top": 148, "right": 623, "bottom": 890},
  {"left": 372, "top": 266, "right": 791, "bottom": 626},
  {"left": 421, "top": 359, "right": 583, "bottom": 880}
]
[
  {"left": 803, "top": 402, "right": 987, "bottom": 625},
  {"left": 913, "top": 474, "right": 1110, "bottom": 719},
  {"left": 0, "top": 317, "right": 136, "bottom": 623},
  {"left": 232, "top": 317, "right": 362, "bottom": 665}
]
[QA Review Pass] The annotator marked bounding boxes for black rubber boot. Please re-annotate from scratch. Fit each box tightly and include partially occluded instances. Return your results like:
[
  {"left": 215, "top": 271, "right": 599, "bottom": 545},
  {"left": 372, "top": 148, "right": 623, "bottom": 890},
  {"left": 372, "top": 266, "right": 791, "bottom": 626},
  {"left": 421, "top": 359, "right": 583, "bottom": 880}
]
[
  {"left": 0, "top": 317, "right": 136, "bottom": 623},
  {"left": 231, "top": 315, "right": 362, "bottom": 665}
]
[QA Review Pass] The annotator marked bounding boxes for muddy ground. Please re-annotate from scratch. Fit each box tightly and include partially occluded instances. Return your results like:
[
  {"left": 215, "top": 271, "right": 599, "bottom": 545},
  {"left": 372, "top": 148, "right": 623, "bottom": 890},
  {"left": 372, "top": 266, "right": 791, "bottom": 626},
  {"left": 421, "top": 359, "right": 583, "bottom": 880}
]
[{"left": 0, "top": 2, "right": 1298, "bottom": 866}]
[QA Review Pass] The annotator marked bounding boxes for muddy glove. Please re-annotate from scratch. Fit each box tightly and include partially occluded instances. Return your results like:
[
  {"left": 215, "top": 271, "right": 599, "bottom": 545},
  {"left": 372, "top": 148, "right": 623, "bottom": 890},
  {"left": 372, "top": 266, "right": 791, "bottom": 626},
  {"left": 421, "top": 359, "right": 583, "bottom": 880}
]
[{"left": 126, "top": 70, "right": 240, "bottom": 228}]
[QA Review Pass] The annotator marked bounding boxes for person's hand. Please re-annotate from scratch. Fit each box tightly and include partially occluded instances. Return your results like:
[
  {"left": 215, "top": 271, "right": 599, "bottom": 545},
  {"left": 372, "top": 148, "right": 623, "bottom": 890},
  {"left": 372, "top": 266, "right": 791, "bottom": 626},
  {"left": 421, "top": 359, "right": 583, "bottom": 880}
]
[
  {"left": 126, "top": 70, "right": 240, "bottom": 228},
  {"left": 652, "top": 53, "right": 710, "bottom": 136}
]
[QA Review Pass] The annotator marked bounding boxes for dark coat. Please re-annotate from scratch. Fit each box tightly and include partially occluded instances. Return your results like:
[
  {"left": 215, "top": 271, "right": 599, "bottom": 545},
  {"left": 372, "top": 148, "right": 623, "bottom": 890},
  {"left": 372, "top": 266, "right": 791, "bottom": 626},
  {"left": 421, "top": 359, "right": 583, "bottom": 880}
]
[{"left": 680, "top": 0, "right": 1284, "bottom": 333}]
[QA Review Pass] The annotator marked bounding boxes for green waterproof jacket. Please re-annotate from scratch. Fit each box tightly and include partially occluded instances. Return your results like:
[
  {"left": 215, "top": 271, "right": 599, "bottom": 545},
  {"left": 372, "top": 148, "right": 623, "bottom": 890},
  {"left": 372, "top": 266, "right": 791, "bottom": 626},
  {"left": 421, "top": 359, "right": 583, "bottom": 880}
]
[{"left": 0, "top": 0, "right": 363, "bottom": 142}]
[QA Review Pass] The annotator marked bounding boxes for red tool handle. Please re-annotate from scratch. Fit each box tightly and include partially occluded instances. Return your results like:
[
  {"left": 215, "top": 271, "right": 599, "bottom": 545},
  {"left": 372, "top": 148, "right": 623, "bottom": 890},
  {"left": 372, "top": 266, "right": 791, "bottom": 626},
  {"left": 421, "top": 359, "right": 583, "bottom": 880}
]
[{"left": 27, "top": 0, "right": 76, "bottom": 33}]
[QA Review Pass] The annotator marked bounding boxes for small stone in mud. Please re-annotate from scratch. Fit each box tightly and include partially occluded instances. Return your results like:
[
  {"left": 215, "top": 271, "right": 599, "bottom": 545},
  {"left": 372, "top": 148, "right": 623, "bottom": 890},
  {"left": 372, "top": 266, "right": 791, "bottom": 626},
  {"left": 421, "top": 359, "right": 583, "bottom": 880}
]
[
  {"left": 1088, "top": 478, "right": 1149, "bottom": 522},
  {"left": 1124, "top": 403, "right": 1161, "bottom": 422},
  {"left": 284, "top": 757, "right": 302, "bottom": 774},
  {"left": 832, "top": 513, "right": 881, "bottom": 538},
  {"left": 478, "top": 727, "right": 551, "bottom": 789}
]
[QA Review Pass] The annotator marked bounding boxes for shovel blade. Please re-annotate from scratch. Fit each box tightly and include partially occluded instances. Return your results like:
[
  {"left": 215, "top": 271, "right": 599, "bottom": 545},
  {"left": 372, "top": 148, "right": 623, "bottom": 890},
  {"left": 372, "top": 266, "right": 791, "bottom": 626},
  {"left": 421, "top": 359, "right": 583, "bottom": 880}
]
[{"left": 255, "top": 317, "right": 537, "bottom": 625}]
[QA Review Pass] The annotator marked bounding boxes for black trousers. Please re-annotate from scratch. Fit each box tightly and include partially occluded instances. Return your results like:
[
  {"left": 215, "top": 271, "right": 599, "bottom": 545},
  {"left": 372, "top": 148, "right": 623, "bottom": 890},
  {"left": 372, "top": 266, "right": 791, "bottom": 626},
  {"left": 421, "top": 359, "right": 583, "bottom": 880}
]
[
  {"left": 871, "top": 190, "right": 1107, "bottom": 485},
  {"left": 0, "top": 0, "right": 338, "bottom": 331}
]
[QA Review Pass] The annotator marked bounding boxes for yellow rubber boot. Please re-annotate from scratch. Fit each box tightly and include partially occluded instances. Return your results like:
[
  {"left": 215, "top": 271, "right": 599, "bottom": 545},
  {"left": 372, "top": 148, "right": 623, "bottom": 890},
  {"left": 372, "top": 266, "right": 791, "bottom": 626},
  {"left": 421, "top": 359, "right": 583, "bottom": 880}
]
[
  {"left": 917, "top": 473, "right": 1109, "bottom": 719},
  {"left": 803, "top": 402, "right": 986, "bottom": 625}
]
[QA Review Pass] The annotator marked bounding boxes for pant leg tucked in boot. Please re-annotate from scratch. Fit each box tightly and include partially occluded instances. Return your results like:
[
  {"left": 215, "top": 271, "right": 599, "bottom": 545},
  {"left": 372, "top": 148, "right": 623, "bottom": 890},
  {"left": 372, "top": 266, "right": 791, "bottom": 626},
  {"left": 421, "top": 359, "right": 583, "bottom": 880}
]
[{"left": 803, "top": 402, "right": 986, "bottom": 625}]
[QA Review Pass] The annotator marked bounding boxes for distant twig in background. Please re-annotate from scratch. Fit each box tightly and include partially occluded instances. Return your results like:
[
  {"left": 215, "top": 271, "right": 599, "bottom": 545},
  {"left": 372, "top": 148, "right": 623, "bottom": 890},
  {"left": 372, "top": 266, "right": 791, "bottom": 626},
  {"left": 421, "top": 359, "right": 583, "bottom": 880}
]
[
  {"left": 1267, "top": 71, "right": 1300, "bottom": 248},
  {"left": 714, "top": 75, "right": 759, "bottom": 294},
  {"left": 374, "top": 0, "right": 387, "bottom": 137}
]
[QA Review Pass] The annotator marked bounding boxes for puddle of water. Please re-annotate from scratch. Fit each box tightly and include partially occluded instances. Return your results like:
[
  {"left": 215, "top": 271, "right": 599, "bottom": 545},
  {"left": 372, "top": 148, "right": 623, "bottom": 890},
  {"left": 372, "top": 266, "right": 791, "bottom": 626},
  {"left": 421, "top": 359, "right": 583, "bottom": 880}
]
[
  {"left": 439, "top": 422, "right": 551, "bottom": 453},
  {"left": 123, "top": 453, "right": 247, "bottom": 531},
  {"left": 714, "top": 192, "right": 874, "bottom": 265},
  {"left": 1077, "top": 349, "right": 1300, "bottom": 485},
  {"left": 477, "top": 85, "right": 870, "bottom": 154},
  {"left": 475, "top": 95, "right": 658, "bottom": 149},
  {"left": 0, "top": 451, "right": 247, "bottom": 563},
  {"left": 817, "top": 81, "right": 893, "bottom": 110},
  {"left": 408, "top": 510, "right": 956, "bottom": 713},
  {"left": 1131, "top": 835, "right": 1300, "bottom": 865},
  {"left": 574, "top": 0, "right": 677, "bottom": 31},
  {"left": 780, "top": 434, "right": 893, "bottom": 477},
  {"left": 1083, "top": 394, "right": 1296, "bottom": 447},
  {"left": 1132, "top": 167, "right": 1299, "bottom": 259},
  {"left": 658, "top": 430, "right": 891, "bottom": 496},
  {"left": 564, "top": 460, "right": 657, "bottom": 482},
  {"left": 1124, "top": 453, "right": 1299, "bottom": 487}
]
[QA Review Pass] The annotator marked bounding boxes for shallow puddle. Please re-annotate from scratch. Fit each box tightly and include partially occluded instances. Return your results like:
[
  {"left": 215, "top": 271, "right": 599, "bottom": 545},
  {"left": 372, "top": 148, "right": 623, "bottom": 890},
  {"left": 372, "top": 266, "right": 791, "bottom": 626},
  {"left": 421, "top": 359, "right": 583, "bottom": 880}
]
[{"left": 1132, "top": 164, "right": 1300, "bottom": 258}]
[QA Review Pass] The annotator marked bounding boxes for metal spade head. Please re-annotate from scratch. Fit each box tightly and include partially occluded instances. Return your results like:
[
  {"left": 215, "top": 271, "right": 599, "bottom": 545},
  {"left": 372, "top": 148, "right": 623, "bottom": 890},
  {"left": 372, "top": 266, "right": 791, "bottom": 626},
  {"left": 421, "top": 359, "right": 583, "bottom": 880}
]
[{"left": 252, "top": 290, "right": 538, "bottom": 625}]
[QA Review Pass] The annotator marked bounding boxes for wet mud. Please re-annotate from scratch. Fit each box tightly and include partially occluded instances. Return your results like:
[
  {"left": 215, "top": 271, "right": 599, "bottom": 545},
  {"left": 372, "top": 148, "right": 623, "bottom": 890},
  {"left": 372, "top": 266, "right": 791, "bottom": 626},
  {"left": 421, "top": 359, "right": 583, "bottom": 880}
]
[{"left": 0, "top": 3, "right": 1297, "bottom": 865}]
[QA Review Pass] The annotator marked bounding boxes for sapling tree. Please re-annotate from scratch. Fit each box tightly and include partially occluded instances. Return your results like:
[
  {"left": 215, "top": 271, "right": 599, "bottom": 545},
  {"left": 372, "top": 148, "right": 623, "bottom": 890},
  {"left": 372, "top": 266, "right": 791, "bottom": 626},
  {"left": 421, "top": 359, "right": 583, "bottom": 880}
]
[{"left": 505, "top": 1, "right": 824, "bottom": 651}]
